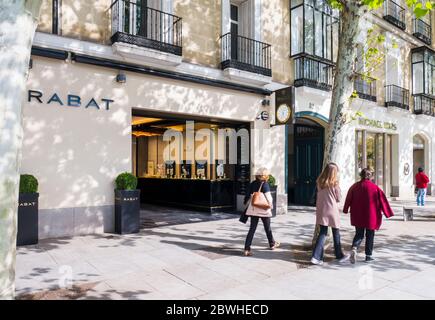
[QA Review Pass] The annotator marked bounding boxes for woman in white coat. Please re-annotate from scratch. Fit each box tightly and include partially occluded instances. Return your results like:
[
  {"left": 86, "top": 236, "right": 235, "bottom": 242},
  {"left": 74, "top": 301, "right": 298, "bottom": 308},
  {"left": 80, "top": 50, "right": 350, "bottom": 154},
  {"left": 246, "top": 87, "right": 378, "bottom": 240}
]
[{"left": 243, "top": 168, "right": 280, "bottom": 256}]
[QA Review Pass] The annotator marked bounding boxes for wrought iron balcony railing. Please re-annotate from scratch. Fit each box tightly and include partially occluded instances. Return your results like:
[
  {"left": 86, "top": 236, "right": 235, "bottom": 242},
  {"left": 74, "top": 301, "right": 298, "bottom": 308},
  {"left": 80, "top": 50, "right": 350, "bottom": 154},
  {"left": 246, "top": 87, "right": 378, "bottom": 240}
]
[
  {"left": 385, "top": 85, "right": 409, "bottom": 110},
  {"left": 413, "top": 94, "right": 435, "bottom": 116},
  {"left": 220, "top": 33, "right": 272, "bottom": 77},
  {"left": 383, "top": 0, "right": 406, "bottom": 30},
  {"left": 294, "top": 55, "right": 334, "bottom": 91},
  {"left": 111, "top": 0, "right": 182, "bottom": 56},
  {"left": 413, "top": 18, "right": 432, "bottom": 45},
  {"left": 354, "top": 73, "right": 377, "bottom": 102}
]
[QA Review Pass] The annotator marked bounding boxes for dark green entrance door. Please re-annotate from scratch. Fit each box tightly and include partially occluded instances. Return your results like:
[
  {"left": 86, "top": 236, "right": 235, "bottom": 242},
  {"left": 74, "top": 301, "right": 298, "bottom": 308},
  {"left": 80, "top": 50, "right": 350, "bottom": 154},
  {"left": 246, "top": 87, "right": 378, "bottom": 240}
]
[{"left": 294, "top": 124, "right": 324, "bottom": 206}]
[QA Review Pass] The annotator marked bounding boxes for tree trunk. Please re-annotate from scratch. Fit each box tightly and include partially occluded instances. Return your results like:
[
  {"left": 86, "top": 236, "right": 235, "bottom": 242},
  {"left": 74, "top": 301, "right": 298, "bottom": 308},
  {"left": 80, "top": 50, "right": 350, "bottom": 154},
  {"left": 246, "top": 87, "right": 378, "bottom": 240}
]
[
  {"left": 324, "top": 2, "right": 367, "bottom": 165},
  {"left": 0, "top": 0, "right": 42, "bottom": 300}
]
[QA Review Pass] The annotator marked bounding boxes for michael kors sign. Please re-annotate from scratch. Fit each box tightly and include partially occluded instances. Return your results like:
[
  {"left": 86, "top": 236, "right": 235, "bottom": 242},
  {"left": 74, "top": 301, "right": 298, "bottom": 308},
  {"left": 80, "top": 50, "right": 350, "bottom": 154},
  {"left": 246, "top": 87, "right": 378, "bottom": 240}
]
[{"left": 358, "top": 117, "right": 397, "bottom": 131}]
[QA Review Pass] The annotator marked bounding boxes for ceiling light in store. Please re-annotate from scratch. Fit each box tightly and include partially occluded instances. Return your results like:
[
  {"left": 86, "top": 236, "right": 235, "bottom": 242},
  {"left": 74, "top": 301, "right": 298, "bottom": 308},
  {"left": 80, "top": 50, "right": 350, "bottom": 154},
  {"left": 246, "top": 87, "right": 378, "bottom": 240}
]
[
  {"left": 132, "top": 117, "right": 163, "bottom": 125},
  {"left": 132, "top": 131, "right": 160, "bottom": 137}
]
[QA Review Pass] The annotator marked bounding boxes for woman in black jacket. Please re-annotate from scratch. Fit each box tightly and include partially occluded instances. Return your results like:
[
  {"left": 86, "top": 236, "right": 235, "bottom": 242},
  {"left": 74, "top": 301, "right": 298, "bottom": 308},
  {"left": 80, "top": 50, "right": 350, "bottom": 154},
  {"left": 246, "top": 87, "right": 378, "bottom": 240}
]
[{"left": 243, "top": 168, "right": 280, "bottom": 256}]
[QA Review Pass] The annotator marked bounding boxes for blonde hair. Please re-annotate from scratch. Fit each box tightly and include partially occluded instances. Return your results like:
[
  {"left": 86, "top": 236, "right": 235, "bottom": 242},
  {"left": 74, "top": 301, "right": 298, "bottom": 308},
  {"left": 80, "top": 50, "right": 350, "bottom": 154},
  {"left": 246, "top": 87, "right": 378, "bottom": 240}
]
[
  {"left": 255, "top": 167, "right": 269, "bottom": 182},
  {"left": 316, "top": 163, "right": 339, "bottom": 190}
]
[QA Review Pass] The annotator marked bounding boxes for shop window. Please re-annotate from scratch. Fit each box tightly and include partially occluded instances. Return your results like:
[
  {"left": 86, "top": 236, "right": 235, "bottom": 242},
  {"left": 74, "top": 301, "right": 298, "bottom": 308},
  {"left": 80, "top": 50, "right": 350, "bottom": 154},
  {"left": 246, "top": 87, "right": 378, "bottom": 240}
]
[
  {"left": 355, "top": 130, "right": 393, "bottom": 195},
  {"left": 131, "top": 116, "right": 249, "bottom": 181},
  {"left": 290, "top": 0, "right": 339, "bottom": 62}
]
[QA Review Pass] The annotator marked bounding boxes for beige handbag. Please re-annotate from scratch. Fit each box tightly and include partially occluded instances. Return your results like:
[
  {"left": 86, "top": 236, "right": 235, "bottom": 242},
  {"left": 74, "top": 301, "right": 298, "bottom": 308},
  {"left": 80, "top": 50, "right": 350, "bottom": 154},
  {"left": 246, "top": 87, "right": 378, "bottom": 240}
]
[{"left": 251, "top": 182, "right": 271, "bottom": 210}]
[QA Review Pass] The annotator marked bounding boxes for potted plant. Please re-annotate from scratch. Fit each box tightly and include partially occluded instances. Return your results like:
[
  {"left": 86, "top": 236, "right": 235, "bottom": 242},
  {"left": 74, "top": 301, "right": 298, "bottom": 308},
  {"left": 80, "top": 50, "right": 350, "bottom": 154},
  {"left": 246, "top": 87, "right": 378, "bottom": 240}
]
[
  {"left": 17, "top": 174, "right": 39, "bottom": 246},
  {"left": 114, "top": 172, "right": 140, "bottom": 234},
  {"left": 268, "top": 175, "right": 278, "bottom": 217}
]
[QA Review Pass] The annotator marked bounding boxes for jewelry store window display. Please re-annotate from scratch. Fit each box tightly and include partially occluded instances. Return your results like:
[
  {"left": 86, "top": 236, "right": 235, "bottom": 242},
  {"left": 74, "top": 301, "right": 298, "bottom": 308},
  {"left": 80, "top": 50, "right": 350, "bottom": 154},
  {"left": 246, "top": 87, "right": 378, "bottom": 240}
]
[{"left": 132, "top": 114, "right": 248, "bottom": 212}]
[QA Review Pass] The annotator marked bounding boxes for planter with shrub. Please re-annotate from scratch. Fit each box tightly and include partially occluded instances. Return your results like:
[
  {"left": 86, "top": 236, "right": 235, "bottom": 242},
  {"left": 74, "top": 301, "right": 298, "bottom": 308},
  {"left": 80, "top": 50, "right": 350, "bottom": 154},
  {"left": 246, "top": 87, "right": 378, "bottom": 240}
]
[
  {"left": 17, "top": 174, "right": 39, "bottom": 246},
  {"left": 114, "top": 172, "right": 140, "bottom": 234},
  {"left": 268, "top": 175, "right": 278, "bottom": 217}
]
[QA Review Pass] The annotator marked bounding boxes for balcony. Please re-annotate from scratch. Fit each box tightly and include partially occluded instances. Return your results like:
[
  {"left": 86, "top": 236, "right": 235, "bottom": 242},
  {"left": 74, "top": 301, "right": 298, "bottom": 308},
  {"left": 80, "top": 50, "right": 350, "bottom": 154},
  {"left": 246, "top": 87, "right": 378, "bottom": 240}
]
[
  {"left": 110, "top": 0, "right": 182, "bottom": 65},
  {"left": 413, "top": 94, "right": 435, "bottom": 116},
  {"left": 413, "top": 18, "right": 432, "bottom": 45},
  {"left": 220, "top": 33, "right": 272, "bottom": 84},
  {"left": 385, "top": 85, "right": 409, "bottom": 110},
  {"left": 294, "top": 55, "right": 334, "bottom": 91},
  {"left": 354, "top": 74, "right": 377, "bottom": 102},
  {"left": 383, "top": 0, "right": 406, "bottom": 30}
]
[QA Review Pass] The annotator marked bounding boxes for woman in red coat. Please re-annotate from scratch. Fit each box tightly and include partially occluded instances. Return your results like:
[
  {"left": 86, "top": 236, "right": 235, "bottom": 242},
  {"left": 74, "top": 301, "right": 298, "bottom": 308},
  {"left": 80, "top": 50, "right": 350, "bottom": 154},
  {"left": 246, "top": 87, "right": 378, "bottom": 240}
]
[{"left": 343, "top": 168, "right": 394, "bottom": 263}]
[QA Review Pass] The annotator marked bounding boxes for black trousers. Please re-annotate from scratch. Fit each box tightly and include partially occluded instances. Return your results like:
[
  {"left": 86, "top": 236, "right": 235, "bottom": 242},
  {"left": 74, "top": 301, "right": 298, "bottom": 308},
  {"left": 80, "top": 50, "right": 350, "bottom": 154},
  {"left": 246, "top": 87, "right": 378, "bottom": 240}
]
[
  {"left": 312, "top": 225, "right": 344, "bottom": 260},
  {"left": 244, "top": 216, "right": 275, "bottom": 250},
  {"left": 352, "top": 227, "right": 375, "bottom": 256}
]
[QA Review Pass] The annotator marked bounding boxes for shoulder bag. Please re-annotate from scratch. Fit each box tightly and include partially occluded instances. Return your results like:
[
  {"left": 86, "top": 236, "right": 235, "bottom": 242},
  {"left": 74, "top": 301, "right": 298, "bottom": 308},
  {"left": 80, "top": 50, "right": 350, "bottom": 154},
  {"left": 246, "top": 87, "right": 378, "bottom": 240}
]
[{"left": 251, "top": 182, "right": 271, "bottom": 210}]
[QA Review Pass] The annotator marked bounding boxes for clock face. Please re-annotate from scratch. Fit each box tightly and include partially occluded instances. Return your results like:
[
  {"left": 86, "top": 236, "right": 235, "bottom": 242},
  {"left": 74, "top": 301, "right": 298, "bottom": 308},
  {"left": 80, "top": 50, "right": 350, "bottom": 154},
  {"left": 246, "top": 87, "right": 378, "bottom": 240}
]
[{"left": 277, "top": 104, "right": 291, "bottom": 123}]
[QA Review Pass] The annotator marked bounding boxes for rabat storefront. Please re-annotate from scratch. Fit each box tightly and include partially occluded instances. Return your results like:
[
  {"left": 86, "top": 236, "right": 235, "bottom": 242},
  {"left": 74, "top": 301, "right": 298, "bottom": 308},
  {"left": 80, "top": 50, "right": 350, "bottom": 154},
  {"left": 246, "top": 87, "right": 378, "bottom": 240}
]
[{"left": 22, "top": 54, "right": 287, "bottom": 239}]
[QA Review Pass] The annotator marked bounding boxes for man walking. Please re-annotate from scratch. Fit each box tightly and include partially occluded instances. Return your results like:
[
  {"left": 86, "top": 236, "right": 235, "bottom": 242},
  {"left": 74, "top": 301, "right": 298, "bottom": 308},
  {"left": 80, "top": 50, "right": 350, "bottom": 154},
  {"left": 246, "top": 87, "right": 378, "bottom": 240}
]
[{"left": 416, "top": 167, "right": 430, "bottom": 206}]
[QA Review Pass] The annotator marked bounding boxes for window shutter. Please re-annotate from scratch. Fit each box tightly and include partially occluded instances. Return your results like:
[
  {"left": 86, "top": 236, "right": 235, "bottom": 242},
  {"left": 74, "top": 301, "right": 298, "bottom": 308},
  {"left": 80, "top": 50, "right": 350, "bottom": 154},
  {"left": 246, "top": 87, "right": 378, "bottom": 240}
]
[
  {"left": 112, "top": 0, "right": 124, "bottom": 35},
  {"left": 239, "top": 0, "right": 254, "bottom": 39}
]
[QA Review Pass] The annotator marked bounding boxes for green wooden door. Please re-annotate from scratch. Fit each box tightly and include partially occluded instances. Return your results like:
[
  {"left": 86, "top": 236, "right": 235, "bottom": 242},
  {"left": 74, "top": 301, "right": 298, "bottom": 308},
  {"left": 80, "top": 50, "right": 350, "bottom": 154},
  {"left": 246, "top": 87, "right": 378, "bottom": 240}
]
[{"left": 294, "top": 124, "right": 324, "bottom": 206}]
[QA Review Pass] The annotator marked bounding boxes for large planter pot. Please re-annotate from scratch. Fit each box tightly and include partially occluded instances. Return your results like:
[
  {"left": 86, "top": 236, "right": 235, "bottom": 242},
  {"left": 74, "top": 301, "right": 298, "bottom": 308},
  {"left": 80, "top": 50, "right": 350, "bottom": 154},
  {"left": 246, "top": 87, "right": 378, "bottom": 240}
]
[
  {"left": 270, "top": 186, "right": 277, "bottom": 217},
  {"left": 114, "top": 189, "right": 140, "bottom": 234},
  {"left": 17, "top": 193, "right": 39, "bottom": 246}
]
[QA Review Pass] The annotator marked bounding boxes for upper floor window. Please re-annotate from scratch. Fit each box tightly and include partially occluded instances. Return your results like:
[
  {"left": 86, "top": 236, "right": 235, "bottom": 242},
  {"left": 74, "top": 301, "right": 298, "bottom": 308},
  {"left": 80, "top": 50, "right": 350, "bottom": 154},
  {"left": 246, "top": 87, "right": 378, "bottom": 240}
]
[
  {"left": 290, "top": 0, "right": 339, "bottom": 61},
  {"left": 36, "top": 0, "right": 61, "bottom": 35},
  {"left": 412, "top": 47, "right": 435, "bottom": 96},
  {"left": 111, "top": 0, "right": 182, "bottom": 56},
  {"left": 224, "top": 0, "right": 258, "bottom": 40},
  {"left": 413, "top": 12, "right": 432, "bottom": 45}
]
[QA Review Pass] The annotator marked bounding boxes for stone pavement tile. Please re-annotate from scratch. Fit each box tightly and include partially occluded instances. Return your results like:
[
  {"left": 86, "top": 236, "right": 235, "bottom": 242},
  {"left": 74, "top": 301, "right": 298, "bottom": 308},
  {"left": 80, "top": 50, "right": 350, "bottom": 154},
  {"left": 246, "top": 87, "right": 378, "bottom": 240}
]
[
  {"left": 357, "top": 286, "right": 427, "bottom": 300},
  {"left": 231, "top": 277, "right": 301, "bottom": 300},
  {"left": 163, "top": 263, "right": 243, "bottom": 294},
  {"left": 228, "top": 255, "right": 298, "bottom": 277},
  {"left": 196, "top": 287, "right": 257, "bottom": 300},
  {"left": 104, "top": 272, "right": 169, "bottom": 300},
  {"left": 305, "top": 264, "right": 393, "bottom": 292},
  {"left": 15, "top": 261, "right": 102, "bottom": 296},
  {"left": 198, "top": 259, "right": 270, "bottom": 284},
  {"left": 86, "top": 256, "right": 144, "bottom": 280},
  {"left": 257, "top": 272, "right": 367, "bottom": 300},
  {"left": 16, "top": 249, "right": 57, "bottom": 268},
  {"left": 370, "top": 265, "right": 422, "bottom": 282},
  {"left": 146, "top": 247, "right": 211, "bottom": 267},
  {"left": 389, "top": 267, "right": 435, "bottom": 299},
  {"left": 121, "top": 251, "right": 171, "bottom": 272},
  {"left": 139, "top": 269, "right": 206, "bottom": 299},
  {"left": 80, "top": 282, "right": 123, "bottom": 300}
]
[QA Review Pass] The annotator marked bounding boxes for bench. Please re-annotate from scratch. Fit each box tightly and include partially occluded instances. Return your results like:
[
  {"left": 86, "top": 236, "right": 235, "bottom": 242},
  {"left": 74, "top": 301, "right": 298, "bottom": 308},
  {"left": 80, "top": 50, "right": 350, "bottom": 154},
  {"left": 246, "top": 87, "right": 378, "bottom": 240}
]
[{"left": 403, "top": 206, "right": 435, "bottom": 221}]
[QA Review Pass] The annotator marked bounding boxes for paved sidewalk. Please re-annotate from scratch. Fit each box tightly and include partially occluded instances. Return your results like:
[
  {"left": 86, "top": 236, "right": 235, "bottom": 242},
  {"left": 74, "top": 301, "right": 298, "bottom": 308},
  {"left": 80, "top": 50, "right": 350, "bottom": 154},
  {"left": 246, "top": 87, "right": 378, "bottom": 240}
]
[{"left": 15, "top": 207, "right": 435, "bottom": 300}]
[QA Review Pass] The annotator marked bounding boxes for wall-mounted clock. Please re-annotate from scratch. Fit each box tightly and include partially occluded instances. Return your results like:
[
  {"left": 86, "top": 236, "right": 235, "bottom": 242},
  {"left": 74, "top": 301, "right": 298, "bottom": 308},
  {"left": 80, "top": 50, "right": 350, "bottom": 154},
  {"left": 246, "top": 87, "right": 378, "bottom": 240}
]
[{"left": 276, "top": 103, "right": 291, "bottom": 124}]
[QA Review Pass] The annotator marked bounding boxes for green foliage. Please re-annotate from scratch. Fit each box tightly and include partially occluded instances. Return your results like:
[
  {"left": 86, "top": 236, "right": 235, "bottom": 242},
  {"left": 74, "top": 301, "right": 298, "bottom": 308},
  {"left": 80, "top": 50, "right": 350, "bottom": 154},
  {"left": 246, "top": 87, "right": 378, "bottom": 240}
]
[
  {"left": 327, "top": 0, "right": 344, "bottom": 10},
  {"left": 115, "top": 172, "right": 137, "bottom": 190},
  {"left": 362, "top": 0, "right": 385, "bottom": 9},
  {"left": 328, "top": 0, "right": 433, "bottom": 18},
  {"left": 406, "top": 0, "right": 432, "bottom": 18},
  {"left": 19, "top": 174, "right": 38, "bottom": 193},
  {"left": 350, "top": 91, "right": 359, "bottom": 99},
  {"left": 268, "top": 175, "right": 276, "bottom": 187}
]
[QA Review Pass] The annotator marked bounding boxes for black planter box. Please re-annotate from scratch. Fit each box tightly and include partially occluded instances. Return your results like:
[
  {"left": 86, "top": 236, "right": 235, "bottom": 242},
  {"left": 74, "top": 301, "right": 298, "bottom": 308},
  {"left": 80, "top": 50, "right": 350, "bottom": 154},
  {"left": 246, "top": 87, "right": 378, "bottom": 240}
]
[
  {"left": 17, "top": 193, "right": 39, "bottom": 246},
  {"left": 114, "top": 190, "right": 140, "bottom": 234},
  {"left": 270, "top": 186, "right": 277, "bottom": 217}
]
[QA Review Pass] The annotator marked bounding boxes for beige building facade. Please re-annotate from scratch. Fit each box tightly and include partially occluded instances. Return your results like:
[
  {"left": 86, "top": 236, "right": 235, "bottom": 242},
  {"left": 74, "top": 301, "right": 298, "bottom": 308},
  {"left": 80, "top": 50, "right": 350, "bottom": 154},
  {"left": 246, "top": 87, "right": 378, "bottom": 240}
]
[{"left": 22, "top": 0, "right": 435, "bottom": 238}]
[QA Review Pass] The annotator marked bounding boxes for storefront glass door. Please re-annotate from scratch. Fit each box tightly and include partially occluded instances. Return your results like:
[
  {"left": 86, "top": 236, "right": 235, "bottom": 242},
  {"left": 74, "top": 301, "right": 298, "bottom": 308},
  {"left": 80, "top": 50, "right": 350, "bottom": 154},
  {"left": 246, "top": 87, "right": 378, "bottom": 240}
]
[{"left": 356, "top": 130, "right": 392, "bottom": 195}]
